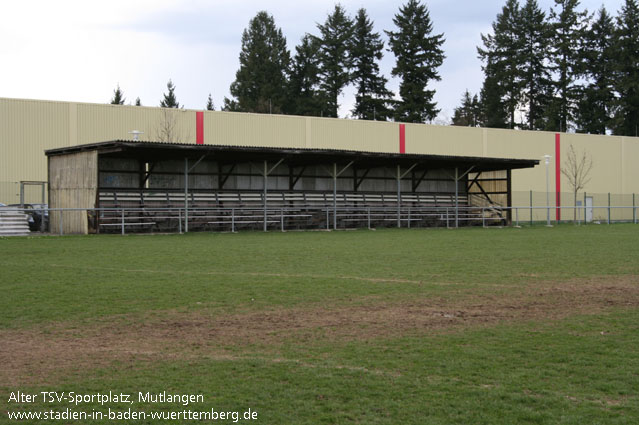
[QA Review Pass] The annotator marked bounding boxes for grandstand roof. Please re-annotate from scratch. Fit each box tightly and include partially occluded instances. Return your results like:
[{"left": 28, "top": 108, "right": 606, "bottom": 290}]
[{"left": 46, "top": 141, "right": 539, "bottom": 172}]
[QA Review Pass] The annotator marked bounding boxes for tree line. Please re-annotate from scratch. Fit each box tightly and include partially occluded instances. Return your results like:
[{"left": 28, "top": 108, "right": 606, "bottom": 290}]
[
  {"left": 454, "top": 0, "right": 639, "bottom": 136},
  {"left": 223, "top": 1, "right": 445, "bottom": 123},
  {"left": 111, "top": 1, "right": 445, "bottom": 124},
  {"left": 110, "top": 0, "right": 639, "bottom": 137}
]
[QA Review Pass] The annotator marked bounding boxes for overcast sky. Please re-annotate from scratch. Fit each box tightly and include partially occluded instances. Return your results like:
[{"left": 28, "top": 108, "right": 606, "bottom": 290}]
[{"left": 0, "top": 0, "right": 626, "bottom": 122}]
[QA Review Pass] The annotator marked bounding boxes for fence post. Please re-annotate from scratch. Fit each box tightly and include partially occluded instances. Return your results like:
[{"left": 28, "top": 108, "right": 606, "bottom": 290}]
[
  {"left": 121, "top": 208, "right": 125, "bottom": 235},
  {"left": 367, "top": 207, "right": 371, "bottom": 230},
  {"left": 59, "top": 210, "right": 63, "bottom": 236},
  {"left": 634, "top": 194, "right": 637, "bottom": 224},
  {"left": 40, "top": 205, "right": 46, "bottom": 232},
  {"left": 608, "top": 192, "right": 611, "bottom": 225},
  {"left": 185, "top": 204, "right": 189, "bottom": 233},
  {"left": 178, "top": 209, "right": 182, "bottom": 234},
  {"left": 515, "top": 207, "right": 519, "bottom": 227},
  {"left": 281, "top": 208, "right": 284, "bottom": 232},
  {"left": 482, "top": 207, "right": 486, "bottom": 228},
  {"left": 584, "top": 192, "right": 587, "bottom": 226},
  {"left": 326, "top": 209, "right": 329, "bottom": 231},
  {"left": 446, "top": 208, "right": 449, "bottom": 229},
  {"left": 408, "top": 207, "right": 411, "bottom": 229},
  {"left": 578, "top": 201, "right": 581, "bottom": 226},
  {"left": 530, "top": 190, "right": 533, "bottom": 227}
]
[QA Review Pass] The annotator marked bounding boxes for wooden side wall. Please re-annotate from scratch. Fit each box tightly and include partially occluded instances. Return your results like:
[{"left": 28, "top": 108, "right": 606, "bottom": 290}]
[{"left": 49, "top": 151, "right": 98, "bottom": 234}]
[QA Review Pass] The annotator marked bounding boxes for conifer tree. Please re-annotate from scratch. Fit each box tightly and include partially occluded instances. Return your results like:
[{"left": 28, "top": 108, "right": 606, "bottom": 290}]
[
  {"left": 160, "top": 79, "right": 180, "bottom": 108},
  {"left": 315, "top": 4, "right": 354, "bottom": 118},
  {"left": 477, "top": 0, "right": 522, "bottom": 128},
  {"left": 612, "top": 0, "right": 639, "bottom": 136},
  {"left": 206, "top": 94, "right": 215, "bottom": 111},
  {"left": 287, "top": 34, "right": 324, "bottom": 116},
  {"left": 576, "top": 7, "right": 616, "bottom": 134},
  {"left": 350, "top": 8, "right": 394, "bottom": 121},
  {"left": 111, "top": 84, "right": 125, "bottom": 105},
  {"left": 518, "top": 0, "right": 553, "bottom": 130},
  {"left": 546, "top": 0, "right": 590, "bottom": 131},
  {"left": 386, "top": 0, "right": 445, "bottom": 123},
  {"left": 452, "top": 90, "right": 481, "bottom": 127},
  {"left": 478, "top": 59, "right": 508, "bottom": 128},
  {"left": 226, "top": 11, "right": 290, "bottom": 113}
]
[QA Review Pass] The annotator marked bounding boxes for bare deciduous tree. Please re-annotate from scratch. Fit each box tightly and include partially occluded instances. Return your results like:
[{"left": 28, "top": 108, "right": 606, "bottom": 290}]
[
  {"left": 156, "top": 109, "right": 180, "bottom": 143},
  {"left": 561, "top": 144, "right": 593, "bottom": 222}
]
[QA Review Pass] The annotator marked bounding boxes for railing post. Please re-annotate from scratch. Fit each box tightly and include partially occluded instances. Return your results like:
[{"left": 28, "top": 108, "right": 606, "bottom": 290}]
[
  {"left": 40, "top": 205, "right": 46, "bottom": 232},
  {"left": 367, "top": 207, "right": 371, "bottom": 230},
  {"left": 482, "top": 207, "right": 485, "bottom": 228},
  {"left": 178, "top": 209, "right": 182, "bottom": 234},
  {"left": 608, "top": 192, "right": 611, "bottom": 225},
  {"left": 121, "top": 208, "right": 125, "bottom": 235},
  {"left": 408, "top": 207, "right": 411, "bottom": 229},
  {"left": 281, "top": 208, "right": 284, "bottom": 232},
  {"left": 584, "top": 192, "right": 587, "bottom": 225},
  {"left": 515, "top": 207, "right": 519, "bottom": 227},
  {"left": 231, "top": 208, "right": 235, "bottom": 233},
  {"left": 446, "top": 208, "right": 449, "bottom": 229},
  {"left": 578, "top": 202, "right": 581, "bottom": 226},
  {"left": 59, "top": 210, "right": 63, "bottom": 235},
  {"left": 530, "top": 190, "right": 533, "bottom": 227},
  {"left": 326, "top": 208, "right": 329, "bottom": 231}
]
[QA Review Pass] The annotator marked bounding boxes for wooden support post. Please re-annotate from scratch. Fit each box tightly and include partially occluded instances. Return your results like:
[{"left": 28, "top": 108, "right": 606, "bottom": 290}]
[{"left": 353, "top": 168, "right": 357, "bottom": 192}]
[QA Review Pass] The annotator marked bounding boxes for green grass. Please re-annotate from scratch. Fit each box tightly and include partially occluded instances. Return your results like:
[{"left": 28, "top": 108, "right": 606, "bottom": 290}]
[{"left": 1, "top": 225, "right": 638, "bottom": 424}]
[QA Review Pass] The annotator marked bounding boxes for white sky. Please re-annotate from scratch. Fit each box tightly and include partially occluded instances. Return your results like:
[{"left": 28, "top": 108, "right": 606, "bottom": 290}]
[{"left": 0, "top": 0, "right": 625, "bottom": 122}]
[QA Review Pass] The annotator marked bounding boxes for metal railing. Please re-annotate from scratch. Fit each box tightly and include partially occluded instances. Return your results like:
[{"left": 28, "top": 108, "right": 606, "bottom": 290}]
[{"left": 2, "top": 203, "right": 637, "bottom": 236}]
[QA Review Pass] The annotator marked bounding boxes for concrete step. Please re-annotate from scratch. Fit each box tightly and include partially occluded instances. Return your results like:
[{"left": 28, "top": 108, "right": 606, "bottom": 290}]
[
  {"left": 0, "top": 211, "right": 30, "bottom": 236},
  {"left": 0, "top": 225, "right": 30, "bottom": 230}
]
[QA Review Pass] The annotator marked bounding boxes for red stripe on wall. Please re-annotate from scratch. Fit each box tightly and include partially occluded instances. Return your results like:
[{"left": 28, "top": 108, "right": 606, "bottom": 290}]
[
  {"left": 555, "top": 133, "right": 561, "bottom": 221},
  {"left": 399, "top": 124, "right": 406, "bottom": 153},
  {"left": 196, "top": 111, "right": 204, "bottom": 145}
]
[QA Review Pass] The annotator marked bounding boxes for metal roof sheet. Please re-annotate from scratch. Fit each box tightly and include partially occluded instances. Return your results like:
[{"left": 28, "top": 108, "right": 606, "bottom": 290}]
[{"left": 46, "top": 140, "right": 539, "bottom": 172}]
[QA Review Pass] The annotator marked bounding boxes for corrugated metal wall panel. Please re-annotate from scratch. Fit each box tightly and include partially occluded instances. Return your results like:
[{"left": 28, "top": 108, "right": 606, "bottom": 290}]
[
  {"left": 0, "top": 98, "right": 70, "bottom": 182},
  {"left": 305, "top": 117, "right": 398, "bottom": 152},
  {"left": 76, "top": 104, "right": 195, "bottom": 145},
  {"left": 405, "top": 124, "right": 484, "bottom": 157},
  {"left": 622, "top": 137, "right": 639, "bottom": 195},
  {"left": 309, "top": 118, "right": 366, "bottom": 151},
  {"left": 1, "top": 97, "right": 639, "bottom": 206},
  {"left": 560, "top": 133, "right": 623, "bottom": 194},
  {"left": 203, "top": 111, "right": 305, "bottom": 148}
]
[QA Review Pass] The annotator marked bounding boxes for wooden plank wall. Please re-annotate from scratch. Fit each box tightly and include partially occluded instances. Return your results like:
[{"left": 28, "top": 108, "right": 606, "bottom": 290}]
[{"left": 49, "top": 151, "right": 97, "bottom": 234}]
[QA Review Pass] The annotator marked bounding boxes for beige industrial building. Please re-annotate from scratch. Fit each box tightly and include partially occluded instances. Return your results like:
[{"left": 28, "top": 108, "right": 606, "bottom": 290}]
[{"left": 1, "top": 96, "right": 638, "bottom": 232}]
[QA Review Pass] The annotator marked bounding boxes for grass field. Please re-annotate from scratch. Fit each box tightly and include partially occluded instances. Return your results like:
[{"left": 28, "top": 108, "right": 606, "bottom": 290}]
[{"left": 1, "top": 225, "right": 639, "bottom": 424}]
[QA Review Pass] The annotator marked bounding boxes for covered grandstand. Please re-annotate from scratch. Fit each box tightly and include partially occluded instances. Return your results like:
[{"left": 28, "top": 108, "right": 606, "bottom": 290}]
[{"left": 46, "top": 141, "right": 538, "bottom": 234}]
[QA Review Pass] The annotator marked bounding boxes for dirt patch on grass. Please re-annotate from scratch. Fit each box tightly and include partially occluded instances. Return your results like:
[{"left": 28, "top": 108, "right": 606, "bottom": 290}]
[{"left": 2, "top": 275, "right": 638, "bottom": 386}]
